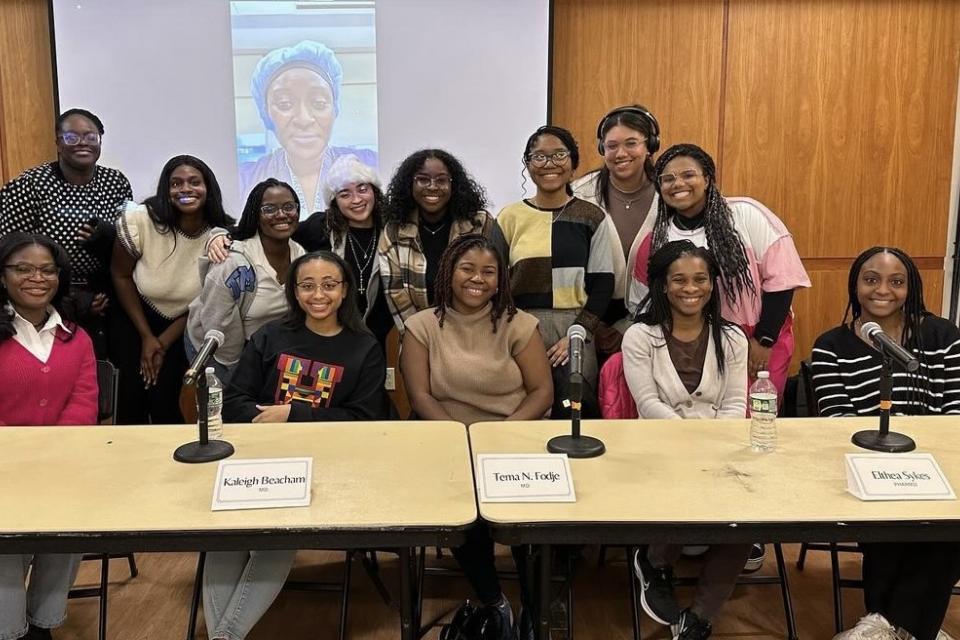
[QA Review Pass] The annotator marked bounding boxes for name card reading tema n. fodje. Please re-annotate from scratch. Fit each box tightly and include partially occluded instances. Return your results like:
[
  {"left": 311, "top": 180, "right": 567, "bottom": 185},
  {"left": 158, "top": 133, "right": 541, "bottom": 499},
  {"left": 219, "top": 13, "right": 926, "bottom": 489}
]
[
  {"left": 476, "top": 453, "right": 575, "bottom": 503},
  {"left": 845, "top": 453, "right": 955, "bottom": 501},
  {"left": 212, "top": 457, "right": 313, "bottom": 511}
]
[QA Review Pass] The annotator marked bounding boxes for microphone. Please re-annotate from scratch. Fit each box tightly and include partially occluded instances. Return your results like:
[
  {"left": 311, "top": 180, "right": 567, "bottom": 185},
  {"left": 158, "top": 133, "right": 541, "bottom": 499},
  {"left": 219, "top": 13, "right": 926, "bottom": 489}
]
[
  {"left": 184, "top": 329, "right": 225, "bottom": 385},
  {"left": 567, "top": 324, "right": 587, "bottom": 400},
  {"left": 859, "top": 322, "right": 919, "bottom": 372}
]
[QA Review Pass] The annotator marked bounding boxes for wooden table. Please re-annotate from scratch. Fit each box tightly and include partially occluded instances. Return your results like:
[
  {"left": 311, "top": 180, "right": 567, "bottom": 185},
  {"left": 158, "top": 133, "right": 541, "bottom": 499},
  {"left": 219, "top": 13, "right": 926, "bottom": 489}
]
[
  {"left": 0, "top": 421, "right": 477, "bottom": 640},
  {"left": 470, "top": 416, "right": 960, "bottom": 639}
]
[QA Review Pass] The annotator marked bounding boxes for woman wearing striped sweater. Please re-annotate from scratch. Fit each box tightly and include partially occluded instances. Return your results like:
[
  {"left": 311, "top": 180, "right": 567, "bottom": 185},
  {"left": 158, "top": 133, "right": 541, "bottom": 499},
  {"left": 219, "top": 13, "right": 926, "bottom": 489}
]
[{"left": 812, "top": 247, "right": 960, "bottom": 640}]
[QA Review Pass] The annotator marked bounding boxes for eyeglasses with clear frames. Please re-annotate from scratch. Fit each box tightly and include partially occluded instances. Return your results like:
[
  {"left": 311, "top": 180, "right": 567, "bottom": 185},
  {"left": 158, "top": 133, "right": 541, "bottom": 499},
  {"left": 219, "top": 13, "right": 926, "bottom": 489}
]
[
  {"left": 296, "top": 280, "right": 342, "bottom": 294},
  {"left": 603, "top": 138, "right": 647, "bottom": 154},
  {"left": 413, "top": 175, "right": 451, "bottom": 189},
  {"left": 260, "top": 202, "right": 300, "bottom": 217},
  {"left": 4, "top": 263, "right": 60, "bottom": 279},
  {"left": 59, "top": 131, "right": 101, "bottom": 146},
  {"left": 658, "top": 169, "right": 703, "bottom": 187},
  {"left": 527, "top": 151, "right": 571, "bottom": 167}
]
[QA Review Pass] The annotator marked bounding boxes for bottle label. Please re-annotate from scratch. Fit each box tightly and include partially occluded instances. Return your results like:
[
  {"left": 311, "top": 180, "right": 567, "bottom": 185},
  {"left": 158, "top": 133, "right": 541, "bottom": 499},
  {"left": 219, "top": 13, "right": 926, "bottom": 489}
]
[
  {"left": 750, "top": 395, "right": 776, "bottom": 414},
  {"left": 208, "top": 388, "right": 223, "bottom": 416}
]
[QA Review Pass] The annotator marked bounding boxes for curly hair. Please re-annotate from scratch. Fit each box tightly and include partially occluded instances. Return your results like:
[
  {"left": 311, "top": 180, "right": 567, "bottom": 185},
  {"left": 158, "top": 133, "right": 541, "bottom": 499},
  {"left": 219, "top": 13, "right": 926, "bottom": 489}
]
[
  {"left": 650, "top": 144, "right": 756, "bottom": 308},
  {"left": 635, "top": 240, "right": 737, "bottom": 374},
  {"left": 234, "top": 178, "right": 300, "bottom": 241},
  {"left": 432, "top": 234, "right": 516, "bottom": 333},
  {"left": 0, "top": 233, "right": 76, "bottom": 343},
  {"left": 325, "top": 184, "right": 386, "bottom": 247},
  {"left": 383, "top": 149, "right": 488, "bottom": 225}
]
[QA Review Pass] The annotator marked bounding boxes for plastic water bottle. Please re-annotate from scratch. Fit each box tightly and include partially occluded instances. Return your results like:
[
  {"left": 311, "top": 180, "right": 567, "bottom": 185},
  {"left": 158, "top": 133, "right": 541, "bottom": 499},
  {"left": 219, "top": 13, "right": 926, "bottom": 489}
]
[
  {"left": 205, "top": 367, "right": 224, "bottom": 440},
  {"left": 749, "top": 371, "right": 777, "bottom": 452}
]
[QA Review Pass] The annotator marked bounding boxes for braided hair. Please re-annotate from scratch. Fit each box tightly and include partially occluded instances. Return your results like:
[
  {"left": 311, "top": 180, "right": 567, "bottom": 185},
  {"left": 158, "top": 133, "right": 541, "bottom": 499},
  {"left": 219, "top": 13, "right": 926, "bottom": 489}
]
[
  {"left": 432, "top": 234, "right": 517, "bottom": 333},
  {"left": 844, "top": 247, "right": 930, "bottom": 412},
  {"left": 651, "top": 144, "right": 756, "bottom": 308},
  {"left": 636, "top": 240, "right": 737, "bottom": 374}
]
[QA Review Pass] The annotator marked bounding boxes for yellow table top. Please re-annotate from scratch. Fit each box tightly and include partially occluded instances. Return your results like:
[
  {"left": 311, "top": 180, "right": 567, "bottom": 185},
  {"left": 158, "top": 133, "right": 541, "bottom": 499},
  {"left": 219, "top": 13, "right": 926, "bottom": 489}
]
[
  {"left": 470, "top": 417, "right": 960, "bottom": 526},
  {"left": 0, "top": 421, "right": 476, "bottom": 535}
]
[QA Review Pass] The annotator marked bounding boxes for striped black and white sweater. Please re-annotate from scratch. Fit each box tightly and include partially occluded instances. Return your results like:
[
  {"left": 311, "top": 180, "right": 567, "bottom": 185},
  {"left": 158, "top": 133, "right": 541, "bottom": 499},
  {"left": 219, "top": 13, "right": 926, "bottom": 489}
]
[{"left": 810, "top": 316, "right": 960, "bottom": 417}]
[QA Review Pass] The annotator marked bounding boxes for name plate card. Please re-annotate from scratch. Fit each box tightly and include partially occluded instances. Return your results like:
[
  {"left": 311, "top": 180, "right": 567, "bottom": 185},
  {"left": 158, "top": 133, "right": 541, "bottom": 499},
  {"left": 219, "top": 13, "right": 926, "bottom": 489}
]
[
  {"left": 477, "top": 454, "right": 575, "bottom": 503},
  {"left": 212, "top": 457, "right": 313, "bottom": 511},
  {"left": 845, "top": 453, "right": 955, "bottom": 501}
]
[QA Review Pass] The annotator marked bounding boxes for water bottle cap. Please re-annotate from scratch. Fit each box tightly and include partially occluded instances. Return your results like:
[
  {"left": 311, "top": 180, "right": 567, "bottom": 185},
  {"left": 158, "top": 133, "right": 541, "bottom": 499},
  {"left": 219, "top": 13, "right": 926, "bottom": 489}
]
[
  {"left": 757, "top": 371, "right": 770, "bottom": 378},
  {"left": 205, "top": 367, "right": 215, "bottom": 373}
]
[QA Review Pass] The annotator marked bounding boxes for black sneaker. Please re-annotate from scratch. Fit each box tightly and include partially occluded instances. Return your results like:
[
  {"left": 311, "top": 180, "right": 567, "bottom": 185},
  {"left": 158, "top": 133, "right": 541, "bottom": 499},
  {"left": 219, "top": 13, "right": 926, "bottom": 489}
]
[
  {"left": 741, "top": 543, "right": 766, "bottom": 574},
  {"left": 632, "top": 548, "right": 681, "bottom": 625},
  {"left": 515, "top": 607, "right": 534, "bottom": 640},
  {"left": 486, "top": 596, "right": 515, "bottom": 640},
  {"left": 673, "top": 609, "right": 712, "bottom": 640}
]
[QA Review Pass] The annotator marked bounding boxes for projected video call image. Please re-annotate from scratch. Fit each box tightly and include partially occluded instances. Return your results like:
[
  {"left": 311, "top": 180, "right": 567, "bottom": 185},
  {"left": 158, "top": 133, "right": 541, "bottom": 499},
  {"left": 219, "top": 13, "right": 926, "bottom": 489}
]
[{"left": 231, "top": 1, "right": 379, "bottom": 216}]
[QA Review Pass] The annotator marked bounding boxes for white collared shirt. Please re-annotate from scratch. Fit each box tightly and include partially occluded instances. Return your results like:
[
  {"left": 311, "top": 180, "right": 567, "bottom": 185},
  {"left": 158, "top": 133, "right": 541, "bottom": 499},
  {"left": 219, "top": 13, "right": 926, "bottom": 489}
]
[{"left": 8, "top": 304, "right": 72, "bottom": 363}]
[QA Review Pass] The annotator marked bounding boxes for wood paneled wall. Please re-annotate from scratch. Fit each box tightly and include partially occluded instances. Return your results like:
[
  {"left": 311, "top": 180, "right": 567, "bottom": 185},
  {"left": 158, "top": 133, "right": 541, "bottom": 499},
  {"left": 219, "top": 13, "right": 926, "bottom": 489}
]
[
  {"left": 553, "top": 0, "right": 960, "bottom": 369},
  {"left": 0, "top": 0, "right": 57, "bottom": 182}
]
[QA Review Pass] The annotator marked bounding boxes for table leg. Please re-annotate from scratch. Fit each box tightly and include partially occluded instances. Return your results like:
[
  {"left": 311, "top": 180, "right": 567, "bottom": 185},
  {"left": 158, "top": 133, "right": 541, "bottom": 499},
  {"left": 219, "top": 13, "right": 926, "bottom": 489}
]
[
  {"left": 539, "top": 543, "right": 552, "bottom": 640},
  {"left": 398, "top": 547, "right": 414, "bottom": 640}
]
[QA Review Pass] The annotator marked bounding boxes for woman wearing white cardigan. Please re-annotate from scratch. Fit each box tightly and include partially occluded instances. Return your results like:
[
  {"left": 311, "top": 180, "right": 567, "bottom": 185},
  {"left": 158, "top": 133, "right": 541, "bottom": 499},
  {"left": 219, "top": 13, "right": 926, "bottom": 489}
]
[{"left": 621, "top": 240, "right": 749, "bottom": 640}]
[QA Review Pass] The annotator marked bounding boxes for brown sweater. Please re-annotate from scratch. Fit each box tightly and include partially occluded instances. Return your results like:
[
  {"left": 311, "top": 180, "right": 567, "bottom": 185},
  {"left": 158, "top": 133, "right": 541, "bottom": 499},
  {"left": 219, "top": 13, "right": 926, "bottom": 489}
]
[{"left": 405, "top": 304, "right": 539, "bottom": 425}]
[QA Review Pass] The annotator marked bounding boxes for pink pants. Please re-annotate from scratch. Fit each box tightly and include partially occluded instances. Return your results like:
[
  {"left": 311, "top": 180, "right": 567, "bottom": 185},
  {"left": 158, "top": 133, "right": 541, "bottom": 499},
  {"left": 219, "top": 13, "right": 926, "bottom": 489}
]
[{"left": 742, "top": 315, "right": 795, "bottom": 402}]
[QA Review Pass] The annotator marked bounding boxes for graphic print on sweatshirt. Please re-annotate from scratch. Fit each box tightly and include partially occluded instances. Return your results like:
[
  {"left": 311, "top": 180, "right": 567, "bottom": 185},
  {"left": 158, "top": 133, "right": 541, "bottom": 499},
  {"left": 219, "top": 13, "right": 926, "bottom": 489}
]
[{"left": 275, "top": 353, "right": 344, "bottom": 408}]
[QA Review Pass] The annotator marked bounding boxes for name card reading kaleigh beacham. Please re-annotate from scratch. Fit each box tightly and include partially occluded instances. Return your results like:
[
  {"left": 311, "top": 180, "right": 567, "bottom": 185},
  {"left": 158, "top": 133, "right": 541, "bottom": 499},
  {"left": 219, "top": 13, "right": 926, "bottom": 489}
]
[
  {"left": 845, "top": 453, "right": 956, "bottom": 502},
  {"left": 476, "top": 453, "right": 576, "bottom": 503},
  {"left": 212, "top": 457, "right": 313, "bottom": 511}
]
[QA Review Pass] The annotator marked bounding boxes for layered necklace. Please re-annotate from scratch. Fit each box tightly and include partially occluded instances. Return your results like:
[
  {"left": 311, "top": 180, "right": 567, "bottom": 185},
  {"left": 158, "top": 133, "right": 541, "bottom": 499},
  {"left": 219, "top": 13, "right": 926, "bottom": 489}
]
[
  {"left": 346, "top": 229, "right": 376, "bottom": 295},
  {"left": 609, "top": 178, "right": 649, "bottom": 210}
]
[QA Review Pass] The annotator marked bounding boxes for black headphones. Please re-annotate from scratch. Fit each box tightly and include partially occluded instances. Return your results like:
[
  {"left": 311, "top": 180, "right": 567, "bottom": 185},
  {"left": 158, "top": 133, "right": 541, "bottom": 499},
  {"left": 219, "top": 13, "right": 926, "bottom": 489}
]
[{"left": 595, "top": 105, "right": 661, "bottom": 155}]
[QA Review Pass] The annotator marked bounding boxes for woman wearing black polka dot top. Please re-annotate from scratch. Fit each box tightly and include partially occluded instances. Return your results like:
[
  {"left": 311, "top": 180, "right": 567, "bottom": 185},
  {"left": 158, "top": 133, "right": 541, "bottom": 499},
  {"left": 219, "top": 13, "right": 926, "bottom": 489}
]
[{"left": 0, "top": 108, "right": 132, "bottom": 356}]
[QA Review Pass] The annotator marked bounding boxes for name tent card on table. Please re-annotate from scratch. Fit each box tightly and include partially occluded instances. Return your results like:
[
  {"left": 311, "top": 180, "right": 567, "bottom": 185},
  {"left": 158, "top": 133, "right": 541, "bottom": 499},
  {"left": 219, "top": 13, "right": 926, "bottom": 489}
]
[
  {"left": 476, "top": 453, "right": 576, "bottom": 503},
  {"left": 845, "top": 453, "right": 955, "bottom": 501},
  {"left": 212, "top": 457, "right": 313, "bottom": 511}
]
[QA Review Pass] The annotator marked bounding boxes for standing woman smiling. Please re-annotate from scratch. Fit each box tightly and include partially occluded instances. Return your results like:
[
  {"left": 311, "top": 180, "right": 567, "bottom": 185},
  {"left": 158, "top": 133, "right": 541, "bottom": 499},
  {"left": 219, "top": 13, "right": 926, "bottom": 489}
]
[
  {"left": 111, "top": 155, "right": 232, "bottom": 425},
  {"left": 492, "top": 125, "right": 616, "bottom": 417},
  {"left": 378, "top": 149, "right": 493, "bottom": 331},
  {"left": 630, "top": 144, "right": 810, "bottom": 397}
]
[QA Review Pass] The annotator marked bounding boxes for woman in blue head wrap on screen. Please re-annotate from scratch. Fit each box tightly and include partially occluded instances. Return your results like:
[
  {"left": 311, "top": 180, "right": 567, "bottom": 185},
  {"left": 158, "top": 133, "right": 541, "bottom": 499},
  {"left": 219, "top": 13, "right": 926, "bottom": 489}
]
[{"left": 239, "top": 40, "right": 378, "bottom": 215}]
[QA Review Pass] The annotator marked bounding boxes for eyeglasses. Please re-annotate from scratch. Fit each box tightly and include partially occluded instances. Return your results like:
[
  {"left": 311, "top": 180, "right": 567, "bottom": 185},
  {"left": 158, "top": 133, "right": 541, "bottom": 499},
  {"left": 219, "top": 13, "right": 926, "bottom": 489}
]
[
  {"left": 260, "top": 202, "right": 299, "bottom": 217},
  {"left": 603, "top": 138, "right": 647, "bottom": 154},
  {"left": 296, "top": 280, "right": 342, "bottom": 294},
  {"left": 59, "top": 131, "right": 101, "bottom": 146},
  {"left": 527, "top": 151, "right": 571, "bottom": 167},
  {"left": 658, "top": 169, "right": 703, "bottom": 187},
  {"left": 4, "top": 263, "right": 60, "bottom": 279},
  {"left": 413, "top": 175, "right": 451, "bottom": 189}
]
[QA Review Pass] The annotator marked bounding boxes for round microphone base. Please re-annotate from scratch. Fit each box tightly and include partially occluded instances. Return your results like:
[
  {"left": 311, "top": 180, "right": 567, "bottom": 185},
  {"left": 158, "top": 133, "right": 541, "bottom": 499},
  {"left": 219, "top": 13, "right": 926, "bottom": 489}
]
[
  {"left": 547, "top": 434, "right": 605, "bottom": 458},
  {"left": 174, "top": 439, "right": 235, "bottom": 463},
  {"left": 851, "top": 430, "right": 916, "bottom": 453}
]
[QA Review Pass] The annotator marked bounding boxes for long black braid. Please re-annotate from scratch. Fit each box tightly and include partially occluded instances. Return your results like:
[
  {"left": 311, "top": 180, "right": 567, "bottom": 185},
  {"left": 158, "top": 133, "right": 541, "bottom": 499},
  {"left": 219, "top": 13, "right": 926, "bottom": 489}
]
[
  {"left": 635, "top": 240, "right": 738, "bottom": 374},
  {"left": 650, "top": 144, "right": 756, "bottom": 309},
  {"left": 844, "top": 246, "right": 931, "bottom": 412},
  {"left": 433, "top": 234, "right": 517, "bottom": 333}
]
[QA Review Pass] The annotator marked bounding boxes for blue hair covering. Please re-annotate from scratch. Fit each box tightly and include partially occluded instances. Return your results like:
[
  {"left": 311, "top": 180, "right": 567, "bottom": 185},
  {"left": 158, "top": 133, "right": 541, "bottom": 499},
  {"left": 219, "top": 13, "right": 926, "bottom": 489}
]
[{"left": 250, "top": 40, "right": 343, "bottom": 132}]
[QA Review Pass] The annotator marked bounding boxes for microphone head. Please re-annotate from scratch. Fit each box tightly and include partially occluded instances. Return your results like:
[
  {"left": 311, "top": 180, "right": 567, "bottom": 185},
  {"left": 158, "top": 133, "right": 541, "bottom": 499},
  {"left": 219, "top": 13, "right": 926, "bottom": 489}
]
[
  {"left": 205, "top": 329, "right": 225, "bottom": 346},
  {"left": 859, "top": 321, "right": 882, "bottom": 341},
  {"left": 567, "top": 324, "right": 587, "bottom": 341}
]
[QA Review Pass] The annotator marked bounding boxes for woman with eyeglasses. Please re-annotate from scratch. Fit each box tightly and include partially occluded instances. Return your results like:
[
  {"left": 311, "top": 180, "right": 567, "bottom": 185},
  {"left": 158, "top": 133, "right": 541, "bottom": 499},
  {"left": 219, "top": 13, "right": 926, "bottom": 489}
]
[
  {"left": 0, "top": 108, "right": 132, "bottom": 358},
  {"left": 186, "top": 178, "right": 305, "bottom": 381},
  {"left": 204, "top": 252, "right": 387, "bottom": 640},
  {"left": 491, "top": 125, "right": 616, "bottom": 418},
  {"left": 0, "top": 233, "right": 97, "bottom": 640},
  {"left": 111, "top": 155, "right": 233, "bottom": 425},
  {"left": 629, "top": 143, "right": 810, "bottom": 398},
  {"left": 378, "top": 149, "right": 494, "bottom": 332},
  {"left": 572, "top": 105, "right": 662, "bottom": 356}
]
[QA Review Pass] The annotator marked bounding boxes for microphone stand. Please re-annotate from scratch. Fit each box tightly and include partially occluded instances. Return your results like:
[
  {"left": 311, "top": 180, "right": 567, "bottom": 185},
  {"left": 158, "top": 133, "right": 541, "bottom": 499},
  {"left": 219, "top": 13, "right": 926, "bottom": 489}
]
[
  {"left": 547, "top": 373, "right": 605, "bottom": 458},
  {"left": 851, "top": 354, "right": 917, "bottom": 453},
  {"left": 174, "top": 360, "right": 235, "bottom": 463}
]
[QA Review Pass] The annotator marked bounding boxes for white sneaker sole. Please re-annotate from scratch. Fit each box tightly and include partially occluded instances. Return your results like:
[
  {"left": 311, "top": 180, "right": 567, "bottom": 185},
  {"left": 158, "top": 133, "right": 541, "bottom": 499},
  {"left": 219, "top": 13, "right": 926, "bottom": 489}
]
[{"left": 632, "top": 550, "right": 675, "bottom": 627}]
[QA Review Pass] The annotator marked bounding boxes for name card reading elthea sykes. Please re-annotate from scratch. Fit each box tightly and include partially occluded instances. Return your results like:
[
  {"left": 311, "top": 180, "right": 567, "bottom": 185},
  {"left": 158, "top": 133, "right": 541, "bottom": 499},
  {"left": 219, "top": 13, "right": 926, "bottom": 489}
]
[
  {"left": 476, "top": 453, "right": 575, "bottom": 503},
  {"left": 212, "top": 457, "right": 313, "bottom": 511},
  {"left": 845, "top": 453, "right": 955, "bottom": 502}
]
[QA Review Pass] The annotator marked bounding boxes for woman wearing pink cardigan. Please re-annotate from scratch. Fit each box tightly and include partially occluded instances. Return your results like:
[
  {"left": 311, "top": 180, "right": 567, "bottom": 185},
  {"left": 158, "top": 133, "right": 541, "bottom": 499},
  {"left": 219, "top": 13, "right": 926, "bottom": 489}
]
[{"left": 0, "top": 232, "right": 97, "bottom": 640}]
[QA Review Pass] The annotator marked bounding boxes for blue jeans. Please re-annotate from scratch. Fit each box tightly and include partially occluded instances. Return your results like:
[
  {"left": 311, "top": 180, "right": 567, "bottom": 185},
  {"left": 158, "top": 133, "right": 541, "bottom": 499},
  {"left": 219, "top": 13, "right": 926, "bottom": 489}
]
[
  {"left": 202, "top": 550, "right": 296, "bottom": 640},
  {"left": 0, "top": 554, "right": 82, "bottom": 640}
]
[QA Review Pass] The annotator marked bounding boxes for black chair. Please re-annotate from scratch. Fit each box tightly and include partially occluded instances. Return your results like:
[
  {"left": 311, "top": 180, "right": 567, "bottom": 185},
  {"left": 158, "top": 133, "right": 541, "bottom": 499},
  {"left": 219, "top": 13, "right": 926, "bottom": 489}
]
[{"left": 68, "top": 360, "right": 139, "bottom": 640}]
